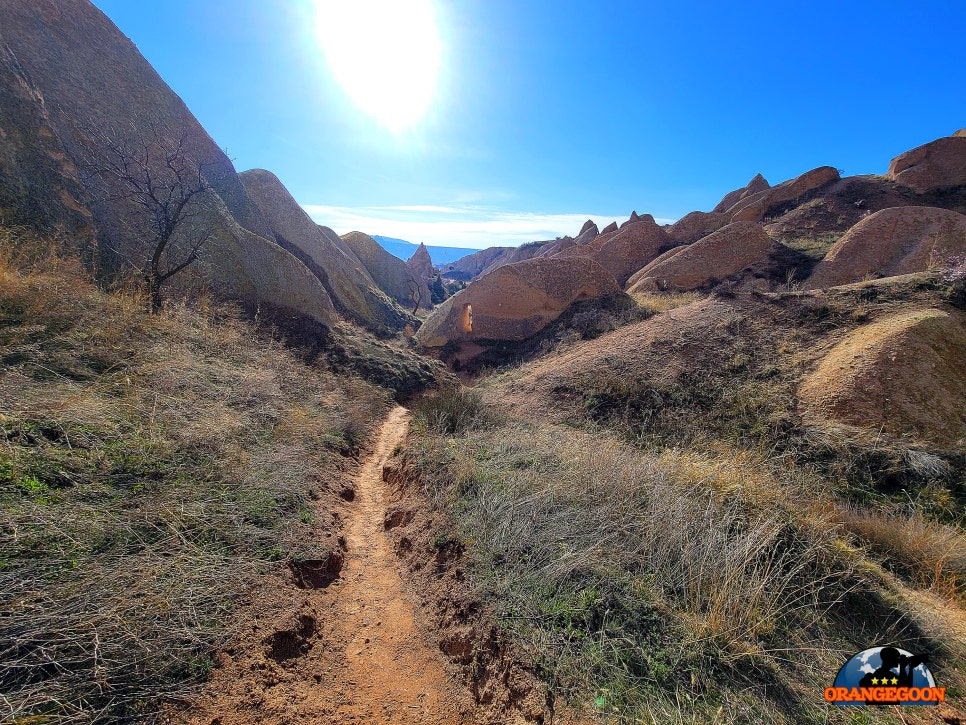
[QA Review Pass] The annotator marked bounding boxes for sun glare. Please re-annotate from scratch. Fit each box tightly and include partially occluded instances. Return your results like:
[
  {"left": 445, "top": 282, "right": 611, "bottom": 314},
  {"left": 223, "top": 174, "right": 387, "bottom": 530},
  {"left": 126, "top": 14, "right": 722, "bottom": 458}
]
[{"left": 315, "top": 0, "right": 441, "bottom": 132}]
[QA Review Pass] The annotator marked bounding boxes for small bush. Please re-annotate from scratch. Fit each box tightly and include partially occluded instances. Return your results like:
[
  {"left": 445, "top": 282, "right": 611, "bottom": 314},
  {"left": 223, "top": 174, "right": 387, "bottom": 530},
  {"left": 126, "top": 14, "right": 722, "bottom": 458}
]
[{"left": 413, "top": 387, "right": 494, "bottom": 435}]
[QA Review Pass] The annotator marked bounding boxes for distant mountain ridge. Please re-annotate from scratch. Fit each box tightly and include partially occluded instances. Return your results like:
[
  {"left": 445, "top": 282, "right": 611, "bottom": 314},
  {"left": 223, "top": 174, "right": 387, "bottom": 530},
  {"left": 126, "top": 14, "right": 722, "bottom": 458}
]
[{"left": 371, "top": 236, "right": 479, "bottom": 267}]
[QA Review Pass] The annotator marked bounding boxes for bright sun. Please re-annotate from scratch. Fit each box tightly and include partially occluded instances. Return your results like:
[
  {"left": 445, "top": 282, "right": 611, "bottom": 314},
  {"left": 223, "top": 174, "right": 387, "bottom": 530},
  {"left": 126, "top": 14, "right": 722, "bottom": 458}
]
[{"left": 315, "top": 0, "right": 441, "bottom": 132}]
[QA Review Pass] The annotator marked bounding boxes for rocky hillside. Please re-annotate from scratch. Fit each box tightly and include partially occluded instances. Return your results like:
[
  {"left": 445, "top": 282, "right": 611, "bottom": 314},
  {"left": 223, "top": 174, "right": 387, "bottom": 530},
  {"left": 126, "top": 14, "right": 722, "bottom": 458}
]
[
  {"left": 418, "top": 128, "right": 966, "bottom": 369},
  {"left": 0, "top": 0, "right": 410, "bottom": 335}
]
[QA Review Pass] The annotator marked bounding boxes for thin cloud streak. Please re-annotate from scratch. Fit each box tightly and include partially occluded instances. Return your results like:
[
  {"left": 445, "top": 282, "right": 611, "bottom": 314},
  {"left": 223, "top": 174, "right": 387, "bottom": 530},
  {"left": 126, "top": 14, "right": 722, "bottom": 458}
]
[{"left": 302, "top": 203, "right": 675, "bottom": 249}]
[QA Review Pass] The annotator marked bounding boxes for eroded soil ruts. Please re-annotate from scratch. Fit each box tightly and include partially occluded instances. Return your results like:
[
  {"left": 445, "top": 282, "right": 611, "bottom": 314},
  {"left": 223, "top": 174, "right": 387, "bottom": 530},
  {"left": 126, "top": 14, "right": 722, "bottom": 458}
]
[{"left": 185, "top": 406, "right": 478, "bottom": 724}]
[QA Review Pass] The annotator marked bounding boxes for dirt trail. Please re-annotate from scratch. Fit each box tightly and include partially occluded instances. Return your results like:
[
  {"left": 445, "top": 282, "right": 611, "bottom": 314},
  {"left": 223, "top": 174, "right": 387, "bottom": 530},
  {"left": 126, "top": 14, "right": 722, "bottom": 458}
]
[{"left": 186, "top": 406, "right": 478, "bottom": 724}]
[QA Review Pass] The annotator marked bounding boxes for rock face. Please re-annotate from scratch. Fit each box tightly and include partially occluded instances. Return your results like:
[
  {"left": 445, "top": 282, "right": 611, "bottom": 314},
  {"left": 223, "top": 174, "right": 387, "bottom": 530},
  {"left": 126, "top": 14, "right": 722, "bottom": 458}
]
[
  {"left": 406, "top": 242, "right": 435, "bottom": 282},
  {"left": 667, "top": 211, "right": 730, "bottom": 243},
  {"left": 954, "top": 127, "right": 966, "bottom": 138},
  {"left": 0, "top": 0, "right": 340, "bottom": 326},
  {"left": 239, "top": 169, "right": 409, "bottom": 332},
  {"left": 712, "top": 173, "right": 770, "bottom": 214},
  {"left": 727, "top": 167, "right": 840, "bottom": 223},
  {"left": 341, "top": 231, "right": 431, "bottom": 310},
  {"left": 440, "top": 247, "right": 511, "bottom": 281},
  {"left": 887, "top": 136, "right": 966, "bottom": 193},
  {"left": 0, "top": 44, "right": 95, "bottom": 255},
  {"left": 626, "top": 222, "right": 775, "bottom": 292},
  {"left": 415, "top": 257, "right": 621, "bottom": 352},
  {"left": 807, "top": 207, "right": 966, "bottom": 288},
  {"left": 601, "top": 221, "right": 618, "bottom": 234},
  {"left": 558, "top": 217, "right": 675, "bottom": 286},
  {"left": 799, "top": 308, "right": 966, "bottom": 446}
]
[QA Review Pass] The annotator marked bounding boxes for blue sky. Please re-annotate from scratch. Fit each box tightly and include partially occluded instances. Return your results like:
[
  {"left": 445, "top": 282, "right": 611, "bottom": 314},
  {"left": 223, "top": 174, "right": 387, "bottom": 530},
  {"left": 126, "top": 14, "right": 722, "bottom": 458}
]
[{"left": 92, "top": 0, "right": 966, "bottom": 249}]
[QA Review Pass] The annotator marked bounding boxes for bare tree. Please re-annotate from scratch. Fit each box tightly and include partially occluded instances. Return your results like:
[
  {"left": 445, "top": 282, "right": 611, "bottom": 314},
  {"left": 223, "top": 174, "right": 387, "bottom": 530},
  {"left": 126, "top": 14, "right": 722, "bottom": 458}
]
[
  {"left": 406, "top": 278, "right": 422, "bottom": 316},
  {"left": 81, "top": 121, "right": 218, "bottom": 313}
]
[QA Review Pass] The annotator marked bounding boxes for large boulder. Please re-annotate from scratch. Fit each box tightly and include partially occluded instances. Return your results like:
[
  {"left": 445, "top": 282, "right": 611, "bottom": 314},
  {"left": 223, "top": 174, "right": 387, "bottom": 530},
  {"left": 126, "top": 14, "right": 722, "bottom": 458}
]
[
  {"left": 887, "top": 136, "right": 966, "bottom": 193},
  {"left": 415, "top": 257, "right": 621, "bottom": 349},
  {"left": 667, "top": 211, "right": 730, "bottom": 243},
  {"left": 558, "top": 217, "right": 675, "bottom": 286},
  {"left": 806, "top": 206, "right": 966, "bottom": 288},
  {"left": 0, "top": 0, "right": 339, "bottom": 326},
  {"left": 239, "top": 169, "right": 409, "bottom": 332},
  {"left": 799, "top": 308, "right": 966, "bottom": 446},
  {"left": 625, "top": 221, "right": 775, "bottom": 292},
  {"left": 342, "top": 231, "right": 431, "bottom": 310},
  {"left": 712, "top": 173, "right": 770, "bottom": 214},
  {"left": 727, "top": 167, "right": 840, "bottom": 223}
]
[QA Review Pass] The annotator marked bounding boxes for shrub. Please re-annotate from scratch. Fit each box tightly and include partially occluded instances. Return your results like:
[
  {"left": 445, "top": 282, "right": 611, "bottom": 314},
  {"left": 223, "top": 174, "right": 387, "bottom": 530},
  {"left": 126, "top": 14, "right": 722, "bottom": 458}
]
[{"left": 413, "top": 387, "right": 494, "bottom": 435}]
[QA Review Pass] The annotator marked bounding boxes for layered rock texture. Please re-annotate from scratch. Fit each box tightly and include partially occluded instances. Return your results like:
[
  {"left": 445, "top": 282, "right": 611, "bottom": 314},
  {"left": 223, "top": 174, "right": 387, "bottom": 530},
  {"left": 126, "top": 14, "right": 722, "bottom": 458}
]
[
  {"left": 0, "top": 0, "right": 412, "bottom": 332},
  {"left": 406, "top": 242, "right": 435, "bottom": 281},
  {"left": 888, "top": 134, "right": 966, "bottom": 193},
  {"left": 712, "top": 173, "right": 770, "bottom": 214},
  {"left": 415, "top": 258, "right": 620, "bottom": 357},
  {"left": 342, "top": 231, "right": 431, "bottom": 310},
  {"left": 807, "top": 206, "right": 966, "bottom": 288},
  {"left": 558, "top": 216, "right": 676, "bottom": 286},
  {"left": 724, "top": 167, "right": 840, "bottom": 223},
  {"left": 626, "top": 222, "right": 777, "bottom": 293}
]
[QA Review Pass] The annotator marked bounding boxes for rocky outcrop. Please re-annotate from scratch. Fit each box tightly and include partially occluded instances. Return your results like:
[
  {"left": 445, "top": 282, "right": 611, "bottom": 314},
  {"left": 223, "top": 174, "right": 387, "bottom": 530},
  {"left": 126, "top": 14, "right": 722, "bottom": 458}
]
[
  {"left": 478, "top": 241, "right": 550, "bottom": 277},
  {"left": 601, "top": 221, "right": 618, "bottom": 234},
  {"left": 806, "top": 207, "right": 966, "bottom": 288},
  {"left": 712, "top": 173, "right": 770, "bottom": 214},
  {"left": 726, "top": 167, "right": 840, "bottom": 223},
  {"left": 667, "top": 211, "right": 730, "bottom": 243},
  {"left": 0, "top": 45, "right": 96, "bottom": 255},
  {"left": 799, "top": 308, "right": 966, "bottom": 446},
  {"left": 239, "top": 169, "right": 409, "bottom": 332},
  {"left": 440, "top": 247, "right": 510, "bottom": 281},
  {"left": 415, "top": 257, "right": 621, "bottom": 353},
  {"left": 0, "top": 0, "right": 342, "bottom": 326},
  {"left": 887, "top": 136, "right": 966, "bottom": 193},
  {"left": 578, "top": 219, "right": 596, "bottom": 236},
  {"left": 406, "top": 242, "right": 435, "bottom": 281},
  {"left": 342, "top": 231, "right": 431, "bottom": 310},
  {"left": 558, "top": 217, "right": 675, "bottom": 286},
  {"left": 626, "top": 222, "right": 775, "bottom": 292},
  {"left": 954, "top": 127, "right": 966, "bottom": 138}
]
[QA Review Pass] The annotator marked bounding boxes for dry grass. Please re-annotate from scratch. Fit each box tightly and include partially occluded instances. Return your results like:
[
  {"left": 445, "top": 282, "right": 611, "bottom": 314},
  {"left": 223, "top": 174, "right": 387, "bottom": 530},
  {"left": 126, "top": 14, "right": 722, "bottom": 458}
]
[
  {"left": 630, "top": 291, "right": 704, "bottom": 315},
  {"left": 839, "top": 506, "right": 966, "bottom": 597},
  {"left": 0, "top": 232, "right": 390, "bottom": 722},
  {"left": 406, "top": 410, "right": 857, "bottom": 721}
]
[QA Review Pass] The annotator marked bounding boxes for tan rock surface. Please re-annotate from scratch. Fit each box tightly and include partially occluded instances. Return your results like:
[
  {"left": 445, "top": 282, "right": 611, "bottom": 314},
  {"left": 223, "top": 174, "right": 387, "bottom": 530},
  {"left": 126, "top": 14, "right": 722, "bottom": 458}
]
[
  {"left": 799, "top": 308, "right": 966, "bottom": 446},
  {"left": 0, "top": 0, "right": 341, "bottom": 326},
  {"left": 728, "top": 167, "right": 840, "bottom": 222},
  {"left": 415, "top": 257, "right": 620, "bottom": 349},
  {"left": 240, "top": 169, "right": 408, "bottom": 332},
  {"left": 667, "top": 211, "right": 730, "bottom": 243},
  {"left": 807, "top": 206, "right": 966, "bottom": 288},
  {"left": 887, "top": 136, "right": 966, "bottom": 193},
  {"left": 406, "top": 242, "right": 435, "bottom": 281},
  {"left": 342, "top": 231, "right": 431, "bottom": 310},
  {"left": 712, "top": 173, "right": 770, "bottom": 213},
  {"left": 625, "top": 221, "right": 775, "bottom": 292},
  {"left": 563, "top": 217, "right": 675, "bottom": 286}
]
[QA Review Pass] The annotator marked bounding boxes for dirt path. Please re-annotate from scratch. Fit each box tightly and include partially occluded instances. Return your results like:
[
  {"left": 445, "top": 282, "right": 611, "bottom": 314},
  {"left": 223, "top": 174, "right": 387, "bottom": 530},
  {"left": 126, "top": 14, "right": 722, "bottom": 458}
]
[{"left": 186, "top": 406, "right": 478, "bottom": 724}]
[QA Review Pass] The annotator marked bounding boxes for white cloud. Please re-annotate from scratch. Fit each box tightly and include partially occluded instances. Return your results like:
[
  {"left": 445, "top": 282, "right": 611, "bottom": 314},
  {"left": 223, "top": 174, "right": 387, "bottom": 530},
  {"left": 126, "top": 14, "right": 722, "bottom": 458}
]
[{"left": 301, "top": 203, "right": 676, "bottom": 249}]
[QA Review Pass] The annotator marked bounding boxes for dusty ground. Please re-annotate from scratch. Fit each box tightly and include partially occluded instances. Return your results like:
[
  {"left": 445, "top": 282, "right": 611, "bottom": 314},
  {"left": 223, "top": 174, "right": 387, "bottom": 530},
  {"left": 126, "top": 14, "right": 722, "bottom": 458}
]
[{"left": 182, "top": 406, "right": 480, "bottom": 724}]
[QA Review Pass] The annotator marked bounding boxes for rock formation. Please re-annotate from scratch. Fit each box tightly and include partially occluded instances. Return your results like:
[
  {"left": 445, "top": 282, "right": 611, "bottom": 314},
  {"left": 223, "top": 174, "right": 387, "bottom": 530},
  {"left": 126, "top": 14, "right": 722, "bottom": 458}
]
[
  {"left": 600, "top": 221, "right": 619, "bottom": 234},
  {"left": 712, "top": 173, "right": 770, "bottom": 214},
  {"left": 406, "top": 242, "right": 435, "bottom": 282},
  {"left": 806, "top": 206, "right": 966, "bottom": 288},
  {"left": 558, "top": 216, "right": 675, "bottom": 286},
  {"left": 799, "top": 308, "right": 966, "bottom": 446},
  {"left": 625, "top": 221, "right": 776, "bottom": 292},
  {"left": 415, "top": 257, "right": 621, "bottom": 357},
  {"left": 0, "top": 0, "right": 342, "bottom": 327},
  {"left": 342, "top": 231, "right": 432, "bottom": 310},
  {"left": 440, "top": 247, "right": 511, "bottom": 281},
  {"left": 887, "top": 135, "right": 966, "bottom": 193},
  {"left": 726, "top": 167, "right": 840, "bottom": 223},
  {"left": 667, "top": 211, "right": 730, "bottom": 243},
  {"left": 239, "top": 169, "right": 409, "bottom": 332}
]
